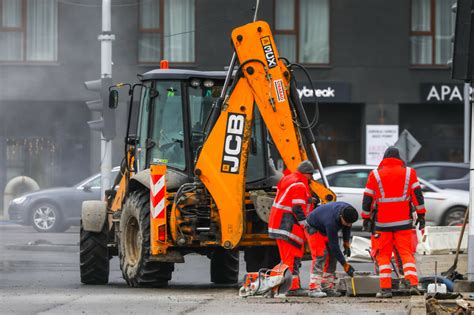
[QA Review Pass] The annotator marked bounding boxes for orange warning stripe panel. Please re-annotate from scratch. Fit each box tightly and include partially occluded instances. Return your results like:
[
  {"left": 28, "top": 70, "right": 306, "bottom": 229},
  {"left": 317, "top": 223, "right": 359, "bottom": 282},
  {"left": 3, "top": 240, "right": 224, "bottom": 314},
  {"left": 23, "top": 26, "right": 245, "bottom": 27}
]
[{"left": 150, "top": 164, "right": 169, "bottom": 255}]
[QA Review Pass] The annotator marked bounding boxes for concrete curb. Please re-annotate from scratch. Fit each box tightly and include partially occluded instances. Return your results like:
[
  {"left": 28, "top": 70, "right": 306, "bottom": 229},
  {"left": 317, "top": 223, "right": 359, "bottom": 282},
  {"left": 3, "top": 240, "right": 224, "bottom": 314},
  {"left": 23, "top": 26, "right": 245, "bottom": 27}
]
[
  {"left": 408, "top": 295, "right": 426, "bottom": 315},
  {"left": 5, "top": 244, "right": 79, "bottom": 253}
]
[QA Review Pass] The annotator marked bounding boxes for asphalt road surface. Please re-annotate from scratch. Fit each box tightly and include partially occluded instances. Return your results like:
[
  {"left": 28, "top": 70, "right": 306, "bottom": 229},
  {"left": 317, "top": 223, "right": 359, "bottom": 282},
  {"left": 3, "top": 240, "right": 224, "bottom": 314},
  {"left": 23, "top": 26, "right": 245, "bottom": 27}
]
[{"left": 0, "top": 223, "right": 412, "bottom": 314}]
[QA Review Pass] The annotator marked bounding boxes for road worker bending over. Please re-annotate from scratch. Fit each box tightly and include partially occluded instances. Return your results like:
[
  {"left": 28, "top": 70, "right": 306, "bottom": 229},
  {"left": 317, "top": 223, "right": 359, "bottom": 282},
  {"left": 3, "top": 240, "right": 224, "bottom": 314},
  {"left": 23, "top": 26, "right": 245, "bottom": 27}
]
[
  {"left": 305, "top": 202, "right": 358, "bottom": 297},
  {"left": 268, "top": 160, "right": 316, "bottom": 296},
  {"left": 362, "top": 146, "right": 426, "bottom": 298}
]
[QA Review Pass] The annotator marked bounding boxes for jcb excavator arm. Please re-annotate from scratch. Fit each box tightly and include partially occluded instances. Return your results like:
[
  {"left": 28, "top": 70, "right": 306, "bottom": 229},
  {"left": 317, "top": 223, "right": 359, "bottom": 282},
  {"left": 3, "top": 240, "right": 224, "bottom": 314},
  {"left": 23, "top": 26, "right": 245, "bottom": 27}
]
[{"left": 195, "top": 21, "right": 335, "bottom": 249}]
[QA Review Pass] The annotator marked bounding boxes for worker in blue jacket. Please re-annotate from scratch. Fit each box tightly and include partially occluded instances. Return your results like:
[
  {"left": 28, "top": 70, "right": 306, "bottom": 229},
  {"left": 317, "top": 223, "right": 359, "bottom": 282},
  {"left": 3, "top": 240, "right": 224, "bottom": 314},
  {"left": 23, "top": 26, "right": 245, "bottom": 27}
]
[{"left": 305, "top": 201, "right": 358, "bottom": 297}]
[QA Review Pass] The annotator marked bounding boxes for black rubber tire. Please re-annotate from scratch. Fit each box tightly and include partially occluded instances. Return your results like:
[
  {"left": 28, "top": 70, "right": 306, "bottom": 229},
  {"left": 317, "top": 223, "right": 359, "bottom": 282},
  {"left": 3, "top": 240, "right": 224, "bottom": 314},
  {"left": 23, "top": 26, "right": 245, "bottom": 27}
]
[
  {"left": 80, "top": 220, "right": 110, "bottom": 284},
  {"left": 56, "top": 223, "right": 71, "bottom": 232},
  {"left": 30, "top": 202, "right": 64, "bottom": 233},
  {"left": 119, "top": 190, "right": 174, "bottom": 287},
  {"left": 210, "top": 247, "right": 239, "bottom": 284},
  {"left": 442, "top": 207, "right": 467, "bottom": 226},
  {"left": 244, "top": 246, "right": 280, "bottom": 272}
]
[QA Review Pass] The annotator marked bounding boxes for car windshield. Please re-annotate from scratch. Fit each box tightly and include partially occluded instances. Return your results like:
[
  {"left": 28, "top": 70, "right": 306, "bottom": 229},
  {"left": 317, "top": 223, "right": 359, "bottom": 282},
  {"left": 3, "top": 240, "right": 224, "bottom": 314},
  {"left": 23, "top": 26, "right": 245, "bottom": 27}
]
[{"left": 74, "top": 168, "right": 120, "bottom": 188}]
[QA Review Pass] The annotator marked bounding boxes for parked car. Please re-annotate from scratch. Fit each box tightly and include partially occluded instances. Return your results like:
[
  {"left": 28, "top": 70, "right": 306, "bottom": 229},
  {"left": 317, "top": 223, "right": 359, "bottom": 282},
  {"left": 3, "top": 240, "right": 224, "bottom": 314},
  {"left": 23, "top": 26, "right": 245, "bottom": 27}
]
[
  {"left": 411, "top": 162, "right": 469, "bottom": 191},
  {"left": 314, "top": 165, "right": 468, "bottom": 227},
  {"left": 8, "top": 167, "right": 119, "bottom": 232}
]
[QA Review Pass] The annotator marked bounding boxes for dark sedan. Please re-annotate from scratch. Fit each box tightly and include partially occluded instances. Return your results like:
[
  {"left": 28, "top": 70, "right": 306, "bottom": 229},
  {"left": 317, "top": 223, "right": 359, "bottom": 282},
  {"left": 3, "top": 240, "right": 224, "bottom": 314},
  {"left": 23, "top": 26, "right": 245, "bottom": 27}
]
[
  {"left": 8, "top": 167, "right": 119, "bottom": 232},
  {"left": 411, "top": 162, "right": 469, "bottom": 191}
]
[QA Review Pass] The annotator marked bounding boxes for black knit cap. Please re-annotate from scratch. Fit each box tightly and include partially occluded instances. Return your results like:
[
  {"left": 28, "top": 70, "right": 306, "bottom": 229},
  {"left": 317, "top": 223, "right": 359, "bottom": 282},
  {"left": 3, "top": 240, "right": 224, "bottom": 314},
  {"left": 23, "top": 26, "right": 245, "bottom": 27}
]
[
  {"left": 383, "top": 146, "right": 401, "bottom": 159},
  {"left": 297, "top": 160, "right": 315, "bottom": 174},
  {"left": 341, "top": 206, "right": 359, "bottom": 224}
]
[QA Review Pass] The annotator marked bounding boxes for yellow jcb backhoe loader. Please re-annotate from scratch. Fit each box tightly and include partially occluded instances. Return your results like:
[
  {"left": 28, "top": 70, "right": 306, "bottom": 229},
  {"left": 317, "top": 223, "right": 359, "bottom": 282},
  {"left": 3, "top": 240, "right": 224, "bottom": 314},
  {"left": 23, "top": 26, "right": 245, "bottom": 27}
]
[{"left": 79, "top": 20, "right": 335, "bottom": 287}]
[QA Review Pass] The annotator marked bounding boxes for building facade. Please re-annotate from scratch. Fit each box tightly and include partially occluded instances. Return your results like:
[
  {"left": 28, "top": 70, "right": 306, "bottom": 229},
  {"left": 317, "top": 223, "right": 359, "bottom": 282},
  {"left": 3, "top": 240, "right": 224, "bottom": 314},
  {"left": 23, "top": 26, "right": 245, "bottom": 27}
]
[{"left": 0, "top": 0, "right": 462, "bottom": 209}]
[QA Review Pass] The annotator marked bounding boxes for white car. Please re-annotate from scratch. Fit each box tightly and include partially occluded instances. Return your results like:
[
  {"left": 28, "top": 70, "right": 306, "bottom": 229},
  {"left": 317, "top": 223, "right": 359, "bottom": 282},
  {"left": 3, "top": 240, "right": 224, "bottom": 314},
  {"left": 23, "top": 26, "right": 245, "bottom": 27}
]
[{"left": 314, "top": 165, "right": 468, "bottom": 227}]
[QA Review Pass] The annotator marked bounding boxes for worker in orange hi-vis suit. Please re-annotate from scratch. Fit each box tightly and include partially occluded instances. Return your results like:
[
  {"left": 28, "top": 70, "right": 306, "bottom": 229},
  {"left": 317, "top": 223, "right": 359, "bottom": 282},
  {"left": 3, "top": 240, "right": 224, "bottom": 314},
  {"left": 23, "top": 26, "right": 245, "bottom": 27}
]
[
  {"left": 268, "top": 160, "right": 315, "bottom": 297},
  {"left": 362, "top": 146, "right": 426, "bottom": 298}
]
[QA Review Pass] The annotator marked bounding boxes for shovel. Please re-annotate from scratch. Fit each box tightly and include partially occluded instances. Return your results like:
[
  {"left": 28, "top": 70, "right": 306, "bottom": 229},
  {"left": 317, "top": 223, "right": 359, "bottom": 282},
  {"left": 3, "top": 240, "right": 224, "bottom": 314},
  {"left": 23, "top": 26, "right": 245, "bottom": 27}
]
[{"left": 442, "top": 207, "right": 469, "bottom": 280}]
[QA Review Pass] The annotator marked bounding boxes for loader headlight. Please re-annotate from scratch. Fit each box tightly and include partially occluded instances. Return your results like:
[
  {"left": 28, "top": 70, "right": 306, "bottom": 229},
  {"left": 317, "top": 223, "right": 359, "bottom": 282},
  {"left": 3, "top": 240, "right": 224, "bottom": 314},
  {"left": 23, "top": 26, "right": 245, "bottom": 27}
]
[
  {"left": 203, "top": 80, "right": 215, "bottom": 88},
  {"left": 190, "top": 79, "right": 201, "bottom": 88},
  {"left": 12, "top": 196, "right": 27, "bottom": 204}
]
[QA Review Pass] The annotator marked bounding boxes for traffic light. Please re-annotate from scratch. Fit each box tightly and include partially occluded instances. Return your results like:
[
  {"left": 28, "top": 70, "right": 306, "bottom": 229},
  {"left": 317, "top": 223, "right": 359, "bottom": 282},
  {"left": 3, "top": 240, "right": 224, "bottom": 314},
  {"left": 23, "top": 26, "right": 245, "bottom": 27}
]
[
  {"left": 84, "top": 77, "right": 116, "bottom": 140},
  {"left": 452, "top": 0, "right": 474, "bottom": 81}
]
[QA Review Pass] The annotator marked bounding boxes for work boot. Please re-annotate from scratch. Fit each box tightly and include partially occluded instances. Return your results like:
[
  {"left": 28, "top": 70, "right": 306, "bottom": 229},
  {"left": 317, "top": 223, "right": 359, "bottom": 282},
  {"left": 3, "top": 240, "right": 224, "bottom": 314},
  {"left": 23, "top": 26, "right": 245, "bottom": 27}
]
[
  {"left": 285, "top": 288, "right": 307, "bottom": 297},
  {"left": 308, "top": 289, "right": 327, "bottom": 298},
  {"left": 322, "top": 289, "right": 341, "bottom": 297},
  {"left": 409, "top": 286, "right": 422, "bottom": 296},
  {"left": 376, "top": 289, "right": 393, "bottom": 299}
]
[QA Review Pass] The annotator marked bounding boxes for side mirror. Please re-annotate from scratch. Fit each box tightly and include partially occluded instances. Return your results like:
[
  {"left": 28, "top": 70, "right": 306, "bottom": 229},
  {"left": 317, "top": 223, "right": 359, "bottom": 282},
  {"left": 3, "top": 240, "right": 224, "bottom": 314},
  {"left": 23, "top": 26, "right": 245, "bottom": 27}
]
[
  {"left": 150, "top": 89, "right": 159, "bottom": 99},
  {"left": 127, "top": 135, "right": 139, "bottom": 146},
  {"left": 109, "top": 89, "right": 119, "bottom": 109},
  {"left": 83, "top": 185, "right": 92, "bottom": 192}
]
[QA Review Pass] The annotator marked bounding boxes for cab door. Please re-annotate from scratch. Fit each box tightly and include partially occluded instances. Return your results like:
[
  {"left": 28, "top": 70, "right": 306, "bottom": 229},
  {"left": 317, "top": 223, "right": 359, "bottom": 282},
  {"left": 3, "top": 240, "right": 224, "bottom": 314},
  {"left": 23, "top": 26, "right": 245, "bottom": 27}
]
[{"left": 135, "top": 83, "right": 152, "bottom": 171}]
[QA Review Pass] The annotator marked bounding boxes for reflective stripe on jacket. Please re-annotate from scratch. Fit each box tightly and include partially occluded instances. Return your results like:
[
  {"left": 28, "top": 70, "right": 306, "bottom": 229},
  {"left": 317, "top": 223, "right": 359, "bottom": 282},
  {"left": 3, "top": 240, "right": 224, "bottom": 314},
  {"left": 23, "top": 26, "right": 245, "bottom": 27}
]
[
  {"left": 362, "top": 158, "right": 426, "bottom": 231},
  {"left": 268, "top": 171, "right": 311, "bottom": 247}
]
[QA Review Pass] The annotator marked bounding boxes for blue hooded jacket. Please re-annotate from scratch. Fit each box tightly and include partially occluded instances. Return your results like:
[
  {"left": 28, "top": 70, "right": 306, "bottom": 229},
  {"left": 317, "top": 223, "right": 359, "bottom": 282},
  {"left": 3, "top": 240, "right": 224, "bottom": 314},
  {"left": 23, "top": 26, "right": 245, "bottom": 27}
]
[{"left": 306, "top": 201, "right": 353, "bottom": 265}]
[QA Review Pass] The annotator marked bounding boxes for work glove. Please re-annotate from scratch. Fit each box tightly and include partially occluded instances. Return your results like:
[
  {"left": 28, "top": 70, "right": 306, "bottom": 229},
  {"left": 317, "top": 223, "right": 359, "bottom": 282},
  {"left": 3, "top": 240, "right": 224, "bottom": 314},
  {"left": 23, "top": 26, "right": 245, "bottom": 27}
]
[
  {"left": 343, "top": 263, "right": 355, "bottom": 277},
  {"left": 362, "top": 219, "right": 372, "bottom": 232},
  {"left": 343, "top": 241, "right": 351, "bottom": 257},
  {"left": 416, "top": 214, "right": 425, "bottom": 230},
  {"left": 308, "top": 196, "right": 320, "bottom": 207}
]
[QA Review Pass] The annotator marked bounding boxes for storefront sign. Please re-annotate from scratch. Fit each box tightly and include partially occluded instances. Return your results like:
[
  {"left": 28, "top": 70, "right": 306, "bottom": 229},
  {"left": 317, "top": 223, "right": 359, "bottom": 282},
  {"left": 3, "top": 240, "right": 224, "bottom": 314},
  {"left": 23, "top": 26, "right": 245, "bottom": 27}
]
[
  {"left": 420, "top": 83, "right": 472, "bottom": 104},
  {"left": 297, "top": 82, "right": 351, "bottom": 103},
  {"left": 366, "top": 125, "right": 399, "bottom": 166}
]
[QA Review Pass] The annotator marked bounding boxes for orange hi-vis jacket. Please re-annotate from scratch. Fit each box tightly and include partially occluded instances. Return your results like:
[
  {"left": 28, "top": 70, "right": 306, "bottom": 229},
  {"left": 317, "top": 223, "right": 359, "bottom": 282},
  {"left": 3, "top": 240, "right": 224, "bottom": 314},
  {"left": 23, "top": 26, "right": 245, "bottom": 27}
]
[
  {"left": 362, "top": 158, "right": 426, "bottom": 231},
  {"left": 268, "top": 171, "right": 311, "bottom": 247}
]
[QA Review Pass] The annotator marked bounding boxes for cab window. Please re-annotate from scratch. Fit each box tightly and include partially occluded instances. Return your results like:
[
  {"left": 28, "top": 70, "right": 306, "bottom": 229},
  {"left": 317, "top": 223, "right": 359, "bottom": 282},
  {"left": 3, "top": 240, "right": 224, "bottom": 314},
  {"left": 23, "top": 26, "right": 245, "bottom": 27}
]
[{"left": 149, "top": 81, "right": 186, "bottom": 170}]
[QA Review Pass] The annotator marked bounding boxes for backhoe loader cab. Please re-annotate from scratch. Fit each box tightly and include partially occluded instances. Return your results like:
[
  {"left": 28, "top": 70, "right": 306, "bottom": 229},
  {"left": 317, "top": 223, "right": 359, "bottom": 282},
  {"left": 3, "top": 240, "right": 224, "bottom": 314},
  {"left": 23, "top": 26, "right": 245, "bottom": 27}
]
[{"left": 133, "top": 69, "right": 274, "bottom": 186}]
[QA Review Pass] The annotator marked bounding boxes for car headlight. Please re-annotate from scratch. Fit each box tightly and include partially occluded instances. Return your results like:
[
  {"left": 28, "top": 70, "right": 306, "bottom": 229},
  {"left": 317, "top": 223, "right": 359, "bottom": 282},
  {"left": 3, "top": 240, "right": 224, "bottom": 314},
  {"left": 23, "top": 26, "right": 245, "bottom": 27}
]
[{"left": 12, "top": 196, "right": 27, "bottom": 204}]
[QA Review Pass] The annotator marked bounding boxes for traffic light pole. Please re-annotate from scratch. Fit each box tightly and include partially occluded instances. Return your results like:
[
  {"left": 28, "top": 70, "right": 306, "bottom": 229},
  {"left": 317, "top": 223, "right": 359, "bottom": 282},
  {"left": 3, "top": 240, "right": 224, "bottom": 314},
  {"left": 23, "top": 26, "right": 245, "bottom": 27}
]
[
  {"left": 99, "top": 0, "right": 114, "bottom": 199},
  {"left": 469, "top": 80, "right": 474, "bottom": 281}
]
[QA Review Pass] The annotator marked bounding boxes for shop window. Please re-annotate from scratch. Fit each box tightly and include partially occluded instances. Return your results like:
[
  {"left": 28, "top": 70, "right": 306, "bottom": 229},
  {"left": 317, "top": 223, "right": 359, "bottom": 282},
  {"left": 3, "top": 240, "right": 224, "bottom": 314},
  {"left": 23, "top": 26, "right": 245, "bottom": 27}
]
[
  {"left": 0, "top": 0, "right": 58, "bottom": 62},
  {"left": 274, "top": 0, "right": 329, "bottom": 64},
  {"left": 399, "top": 103, "right": 463, "bottom": 162},
  {"left": 138, "top": 0, "right": 195, "bottom": 63},
  {"left": 6, "top": 137, "right": 57, "bottom": 188},
  {"left": 410, "top": 0, "right": 454, "bottom": 66}
]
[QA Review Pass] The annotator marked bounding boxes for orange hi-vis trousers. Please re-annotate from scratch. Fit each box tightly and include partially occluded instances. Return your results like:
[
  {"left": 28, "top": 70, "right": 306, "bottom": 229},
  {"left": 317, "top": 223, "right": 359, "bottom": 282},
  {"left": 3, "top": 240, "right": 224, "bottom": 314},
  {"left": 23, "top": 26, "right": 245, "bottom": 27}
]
[
  {"left": 276, "top": 239, "right": 304, "bottom": 290},
  {"left": 307, "top": 231, "right": 337, "bottom": 291},
  {"left": 373, "top": 229, "right": 418, "bottom": 289}
]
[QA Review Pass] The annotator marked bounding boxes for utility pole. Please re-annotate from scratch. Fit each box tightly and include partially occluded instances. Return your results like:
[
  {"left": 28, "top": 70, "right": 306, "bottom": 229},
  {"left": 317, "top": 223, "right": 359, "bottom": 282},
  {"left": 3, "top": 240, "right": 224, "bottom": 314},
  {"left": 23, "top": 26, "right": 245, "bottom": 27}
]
[
  {"left": 469, "top": 80, "right": 474, "bottom": 281},
  {"left": 452, "top": 0, "right": 474, "bottom": 286},
  {"left": 99, "top": 0, "right": 115, "bottom": 198}
]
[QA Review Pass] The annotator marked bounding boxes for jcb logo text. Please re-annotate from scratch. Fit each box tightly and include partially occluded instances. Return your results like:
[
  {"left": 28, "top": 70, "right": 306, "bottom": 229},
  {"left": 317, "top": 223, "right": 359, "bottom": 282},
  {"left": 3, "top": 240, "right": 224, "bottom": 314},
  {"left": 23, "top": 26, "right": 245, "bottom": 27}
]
[{"left": 221, "top": 114, "right": 246, "bottom": 174}]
